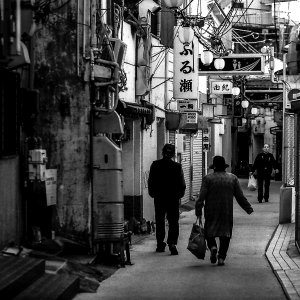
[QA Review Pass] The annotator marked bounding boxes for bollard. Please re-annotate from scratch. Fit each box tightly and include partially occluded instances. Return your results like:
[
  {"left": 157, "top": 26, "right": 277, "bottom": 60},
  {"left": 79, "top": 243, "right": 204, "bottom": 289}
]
[{"left": 279, "top": 185, "right": 292, "bottom": 224}]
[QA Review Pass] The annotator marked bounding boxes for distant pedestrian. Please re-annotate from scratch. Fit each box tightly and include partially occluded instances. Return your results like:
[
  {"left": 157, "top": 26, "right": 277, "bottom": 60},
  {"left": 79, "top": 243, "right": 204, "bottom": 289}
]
[
  {"left": 195, "top": 156, "right": 253, "bottom": 266},
  {"left": 148, "top": 144, "right": 186, "bottom": 255},
  {"left": 250, "top": 143, "right": 279, "bottom": 203}
]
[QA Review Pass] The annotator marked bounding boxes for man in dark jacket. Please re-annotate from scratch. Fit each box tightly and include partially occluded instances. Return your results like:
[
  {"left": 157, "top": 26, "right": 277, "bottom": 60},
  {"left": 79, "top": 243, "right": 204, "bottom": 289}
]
[
  {"left": 195, "top": 156, "right": 253, "bottom": 266},
  {"left": 148, "top": 144, "right": 186, "bottom": 255},
  {"left": 250, "top": 143, "right": 279, "bottom": 203}
]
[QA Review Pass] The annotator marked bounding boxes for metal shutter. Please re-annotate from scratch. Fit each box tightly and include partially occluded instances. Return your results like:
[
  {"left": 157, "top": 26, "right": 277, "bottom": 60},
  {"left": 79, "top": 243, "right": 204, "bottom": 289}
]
[
  {"left": 192, "top": 132, "right": 203, "bottom": 197},
  {"left": 181, "top": 134, "right": 191, "bottom": 204},
  {"left": 169, "top": 130, "right": 176, "bottom": 145},
  {"left": 284, "top": 114, "right": 295, "bottom": 186}
]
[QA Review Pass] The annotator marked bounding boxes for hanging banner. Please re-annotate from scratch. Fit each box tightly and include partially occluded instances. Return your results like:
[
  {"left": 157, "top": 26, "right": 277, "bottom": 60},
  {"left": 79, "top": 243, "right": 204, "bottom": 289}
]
[{"left": 173, "top": 27, "right": 199, "bottom": 99}]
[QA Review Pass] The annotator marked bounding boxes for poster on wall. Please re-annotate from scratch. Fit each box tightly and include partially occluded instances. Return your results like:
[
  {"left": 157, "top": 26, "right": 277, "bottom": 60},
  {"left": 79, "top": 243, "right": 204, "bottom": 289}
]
[{"left": 45, "top": 169, "right": 57, "bottom": 206}]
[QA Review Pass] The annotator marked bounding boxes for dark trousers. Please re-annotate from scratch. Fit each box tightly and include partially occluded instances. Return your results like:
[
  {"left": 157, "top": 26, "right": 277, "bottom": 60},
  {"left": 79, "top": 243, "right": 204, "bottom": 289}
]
[
  {"left": 257, "top": 173, "right": 271, "bottom": 201},
  {"left": 206, "top": 236, "right": 231, "bottom": 260},
  {"left": 154, "top": 198, "right": 180, "bottom": 246}
]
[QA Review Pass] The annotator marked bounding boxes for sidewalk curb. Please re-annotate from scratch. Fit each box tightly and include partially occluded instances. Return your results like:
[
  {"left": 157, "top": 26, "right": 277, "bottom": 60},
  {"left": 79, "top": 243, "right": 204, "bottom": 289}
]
[{"left": 266, "top": 223, "right": 300, "bottom": 300}]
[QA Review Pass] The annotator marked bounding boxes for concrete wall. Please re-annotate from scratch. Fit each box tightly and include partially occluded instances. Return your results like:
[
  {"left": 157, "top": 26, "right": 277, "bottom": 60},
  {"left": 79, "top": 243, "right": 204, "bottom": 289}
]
[{"left": 33, "top": 3, "right": 90, "bottom": 240}]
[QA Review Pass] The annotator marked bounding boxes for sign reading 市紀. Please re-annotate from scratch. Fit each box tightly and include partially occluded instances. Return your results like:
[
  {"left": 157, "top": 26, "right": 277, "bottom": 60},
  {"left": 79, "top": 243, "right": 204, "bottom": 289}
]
[
  {"left": 173, "top": 27, "right": 199, "bottom": 99},
  {"left": 199, "top": 53, "right": 265, "bottom": 75}
]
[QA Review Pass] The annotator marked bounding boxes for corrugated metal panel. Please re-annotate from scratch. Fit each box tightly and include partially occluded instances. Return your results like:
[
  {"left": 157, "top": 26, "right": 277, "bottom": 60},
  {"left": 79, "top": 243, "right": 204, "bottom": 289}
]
[
  {"left": 193, "top": 132, "right": 202, "bottom": 197},
  {"left": 181, "top": 135, "right": 191, "bottom": 204},
  {"left": 285, "top": 114, "right": 295, "bottom": 186},
  {"left": 169, "top": 131, "right": 176, "bottom": 145},
  {"left": 296, "top": 114, "right": 300, "bottom": 247}
]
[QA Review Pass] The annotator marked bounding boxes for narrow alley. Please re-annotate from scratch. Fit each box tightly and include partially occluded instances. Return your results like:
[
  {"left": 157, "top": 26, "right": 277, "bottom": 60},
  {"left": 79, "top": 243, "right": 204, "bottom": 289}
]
[{"left": 74, "top": 179, "right": 287, "bottom": 300}]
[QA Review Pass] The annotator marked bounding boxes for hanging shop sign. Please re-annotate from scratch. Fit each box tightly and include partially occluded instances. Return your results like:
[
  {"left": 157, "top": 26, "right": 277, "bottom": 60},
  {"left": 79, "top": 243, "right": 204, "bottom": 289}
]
[
  {"left": 185, "top": 111, "right": 198, "bottom": 123},
  {"left": 210, "top": 81, "right": 232, "bottom": 94},
  {"left": 174, "top": 27, "right": 199, "bottom": 99},
  {"left": 199, "top": 54, "right": 265, "bottom": 75},
  {"left": 177, "top": 99, "right": 198, "bottom": 111}
]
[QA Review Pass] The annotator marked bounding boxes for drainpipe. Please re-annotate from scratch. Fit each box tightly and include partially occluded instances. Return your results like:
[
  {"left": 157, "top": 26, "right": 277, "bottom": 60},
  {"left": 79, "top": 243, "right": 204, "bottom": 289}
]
[{"left": 89, "top": 0, "right": 97, "bottom": 252}]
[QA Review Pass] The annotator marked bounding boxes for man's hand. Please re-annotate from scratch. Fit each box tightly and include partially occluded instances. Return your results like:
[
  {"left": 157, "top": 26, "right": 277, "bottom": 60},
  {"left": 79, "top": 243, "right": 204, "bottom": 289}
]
[{"left": 275, "top": 169, "right": 279, "bottom": 174}]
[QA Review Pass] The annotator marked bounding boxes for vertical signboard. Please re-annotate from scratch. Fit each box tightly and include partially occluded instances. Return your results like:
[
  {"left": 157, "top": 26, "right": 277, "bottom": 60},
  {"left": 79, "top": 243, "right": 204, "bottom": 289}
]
[{"left": 173, "top": 27, "right": 199, "bottom": 99}]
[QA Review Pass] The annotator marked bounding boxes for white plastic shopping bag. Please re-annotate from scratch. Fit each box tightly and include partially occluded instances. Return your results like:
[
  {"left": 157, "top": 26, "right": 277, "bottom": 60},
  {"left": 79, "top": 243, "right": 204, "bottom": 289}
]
[{"left": 248, "top": 175, "right": 257, "bottom": 191}]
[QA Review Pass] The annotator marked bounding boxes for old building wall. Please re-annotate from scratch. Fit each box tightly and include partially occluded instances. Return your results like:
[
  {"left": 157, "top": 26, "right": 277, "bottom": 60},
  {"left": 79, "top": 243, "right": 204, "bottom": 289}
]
[{"left": 32, "top": 5, "right": 90, "bottom": 241}]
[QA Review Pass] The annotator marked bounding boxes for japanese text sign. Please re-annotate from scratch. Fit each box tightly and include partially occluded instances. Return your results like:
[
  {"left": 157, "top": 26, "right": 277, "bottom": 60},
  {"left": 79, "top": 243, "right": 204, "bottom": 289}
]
[
  {"left": 174, "top": 27, "right": 199, "bottom": 99},
  {"left": 210, "top": 81, "right": 232, "bottom": 94},
  {"left": 177, "top": 99, "right": 198, "bottom": 111}
]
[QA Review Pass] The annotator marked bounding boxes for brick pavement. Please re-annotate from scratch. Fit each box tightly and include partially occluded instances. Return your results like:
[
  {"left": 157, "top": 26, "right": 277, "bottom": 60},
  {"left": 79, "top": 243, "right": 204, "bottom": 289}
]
[{"left": 266, "top": 223, "right": 300, "bottom": 300}]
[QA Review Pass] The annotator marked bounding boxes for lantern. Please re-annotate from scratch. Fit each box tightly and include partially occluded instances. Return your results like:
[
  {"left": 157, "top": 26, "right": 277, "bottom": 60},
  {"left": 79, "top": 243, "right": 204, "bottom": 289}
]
[
  {"left": 259, "top": 107, "right": 265, "bottom": 115},
  {"left": 214, "top": 58, "right": 225, "bottom": 70},
  {"left": 200, "top": 50, "right": 214, "bottom": 66},
  {"left": 241, "top": 100, "right": 249, "bottom": 108},
  {"left": 163, "top": 0, "right": 185, "bottom": 8},
  {"left": 178, "top": 26, "right": 194, "bottom": 45},
  {"left": 251, "top": 107, "right": 258, "bottom": 115},
  {"left": 232, "top": 87, "right": 240, "bottom": 96},
  {"left": 261, "top": 46, "right": 268, "bottom": 54}
]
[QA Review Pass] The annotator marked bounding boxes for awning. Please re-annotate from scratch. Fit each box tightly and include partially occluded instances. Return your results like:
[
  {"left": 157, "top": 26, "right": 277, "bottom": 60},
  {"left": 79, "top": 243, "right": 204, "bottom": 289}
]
[{"left": 117, "top": 100, "right": 153, "bottom": 119}]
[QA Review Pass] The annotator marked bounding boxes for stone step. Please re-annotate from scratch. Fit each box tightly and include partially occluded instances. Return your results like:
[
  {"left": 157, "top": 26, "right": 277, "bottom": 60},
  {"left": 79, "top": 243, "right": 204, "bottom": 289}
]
[
  {"left": 0, "top": 256, "right": 45, "bottom": 299},
  {"left": 13, "top": 273, "right": 80, "bottom": 300}
]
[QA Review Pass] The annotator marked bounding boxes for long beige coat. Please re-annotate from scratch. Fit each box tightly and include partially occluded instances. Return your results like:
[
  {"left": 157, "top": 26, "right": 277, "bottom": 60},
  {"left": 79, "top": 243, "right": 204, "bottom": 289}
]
[{"left": 195, "top": 171, "right": 253, "bottom": 238}]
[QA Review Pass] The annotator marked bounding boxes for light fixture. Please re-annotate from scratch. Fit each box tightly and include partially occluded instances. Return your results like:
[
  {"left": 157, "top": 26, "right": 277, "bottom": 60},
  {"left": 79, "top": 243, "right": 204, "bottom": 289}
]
[
  {"left": 178, "top": 26, "right": 194, "bottom": 45},
  {"left": 200, "top": 50, "right": 214, "bottom": 66},
  {"left": 163, "top": 0, "right": 184, "bottom": 9},
  {"left": 241, "top": 100, "right": 249, "bottom": 109},
  {"left": 232, "top": 87, "right": 240, "bottom": 96},
  {"left": 214, "top": 58, "right": 225, "bottom": 70},
  {"left": 251, "top": 107, "right": 258, "bottom": 115},
  {"left": 261, "top": 46, "right": 268, "bottom": 54}
]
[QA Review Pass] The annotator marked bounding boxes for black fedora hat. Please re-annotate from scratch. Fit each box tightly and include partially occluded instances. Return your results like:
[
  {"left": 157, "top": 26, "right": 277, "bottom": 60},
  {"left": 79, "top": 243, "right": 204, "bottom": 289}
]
[{"left": 209, "top": 155, "right": 229, "bottom": 169}]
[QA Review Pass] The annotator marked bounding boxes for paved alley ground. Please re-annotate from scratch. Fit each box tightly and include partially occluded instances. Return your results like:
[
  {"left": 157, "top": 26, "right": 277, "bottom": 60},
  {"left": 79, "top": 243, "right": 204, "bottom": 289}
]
[{"left": 74, "top": 179, "right": 287, "bottom": 300}]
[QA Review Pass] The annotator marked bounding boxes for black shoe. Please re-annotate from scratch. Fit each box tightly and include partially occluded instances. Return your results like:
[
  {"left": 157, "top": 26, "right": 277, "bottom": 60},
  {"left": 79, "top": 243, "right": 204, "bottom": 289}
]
[
  {"left": 265, "top": 199, "right": 268, "bottom": 202},
  {"left": 218, "top": 258, "right": 225, "bottom": 266},
  {"left": 169, "top": 244, "right": 178, "bottom": 255},
  {"left": 258, "top": 199, "right": 262, "bottom": 203},
  {"left": 210, "top": 247, "right": 217, "bottom": 264},
  {"left": 156, "top": 242, "right": 166, "bottom": 252}
]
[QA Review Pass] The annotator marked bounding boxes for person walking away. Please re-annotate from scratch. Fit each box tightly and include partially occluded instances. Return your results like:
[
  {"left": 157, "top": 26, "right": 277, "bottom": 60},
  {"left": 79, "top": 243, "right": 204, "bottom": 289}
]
[
  {"left": 195, "top": 156, "right": 253, "bottom": 266},
  {"left": 148, "top": 144, "right": 186, "bottom": 255},
  {"left": 250, "top": 143, "right": 279, "bottom": 203}
]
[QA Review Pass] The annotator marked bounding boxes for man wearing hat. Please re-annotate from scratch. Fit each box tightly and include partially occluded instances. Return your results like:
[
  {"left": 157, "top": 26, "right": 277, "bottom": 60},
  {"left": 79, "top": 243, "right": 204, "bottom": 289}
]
[
  {"left": 195, "top": 156, "right": 253, "bottom": 266},
  {"left": 148, "top": 144, "right": 186, "bottom": 255}
]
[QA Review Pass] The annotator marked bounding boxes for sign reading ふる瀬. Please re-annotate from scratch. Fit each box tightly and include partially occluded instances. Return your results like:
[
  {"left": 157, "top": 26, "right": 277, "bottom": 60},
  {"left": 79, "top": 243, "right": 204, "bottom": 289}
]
[{"left": 173, "top": 26, "right": 199, "bottom": 99}]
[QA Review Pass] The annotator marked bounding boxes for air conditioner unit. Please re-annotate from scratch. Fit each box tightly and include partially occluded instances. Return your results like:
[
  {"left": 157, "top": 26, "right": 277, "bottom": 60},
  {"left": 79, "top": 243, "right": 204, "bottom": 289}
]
[{"left": 109, "top": 38, "right": 127, "bottom": 68}]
